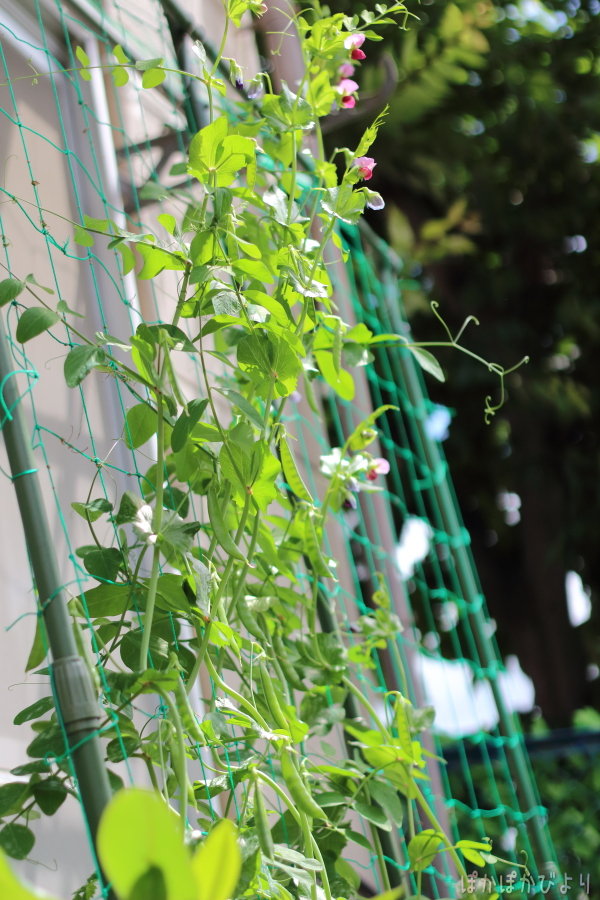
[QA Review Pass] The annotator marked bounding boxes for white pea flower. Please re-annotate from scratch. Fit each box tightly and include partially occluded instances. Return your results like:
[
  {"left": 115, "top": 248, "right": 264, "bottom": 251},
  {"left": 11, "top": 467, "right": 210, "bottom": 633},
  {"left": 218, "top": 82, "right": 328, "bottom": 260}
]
[{"left": 133, "top": 504, "right": 157, "bottom": 545}]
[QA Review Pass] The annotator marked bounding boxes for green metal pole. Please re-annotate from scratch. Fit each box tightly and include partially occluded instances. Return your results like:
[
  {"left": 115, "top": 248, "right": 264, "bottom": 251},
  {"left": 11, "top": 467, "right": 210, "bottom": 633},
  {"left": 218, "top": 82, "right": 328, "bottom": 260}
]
[{"left": 0, "top": 320, "right": 113, "bottom": 872}]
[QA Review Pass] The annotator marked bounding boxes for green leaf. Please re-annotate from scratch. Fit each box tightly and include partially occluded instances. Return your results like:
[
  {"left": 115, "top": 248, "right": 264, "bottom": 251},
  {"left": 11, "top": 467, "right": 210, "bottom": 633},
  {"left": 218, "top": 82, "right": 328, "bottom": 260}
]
[
  {"left": 0, "top": 783, "right": 29, "bottom": 817},
  {"left": 335, "top": 858, "right": 361, "bottom": 891},
  {"left": 408, "top": 346, "right": 445, "bottom": 382},
  {"left": 368, "top": 781, "right": 404, "bottom": 828},
  {"left": 10, "top": 762, "right": 50, "bottom": 777},
  {"left": 322, "top": 185, "right": 366, "bottom": 225},
  {"left": 32, "top": 778, "right": 67, "bottom": 816},
  {"left": 113, "top": 44, "right": 129, "bottom": 64},
  {"left": 212, "top": 290, "right": 241, "bottom": 316},
  {"left": 192, "top": 819, "right": 242, "bottom": 900},
  {"left": 237, "top": 333, "right": 302, "bottom": 398},
  {"left": 112, "top": 67, "right": 129, "bottom": 87},
  {"left": 64, "top": 345, "right": 106, "bottom": 388},
  {"left": 354, "top": 798, "right": 392, "bottom": 830},
  {"left": 129, "top": 867, "right": 167, "bottom": 900},
  {"left": 142, "top": 68, "right": 166, "bottom": 89},
  {"left": 157, "top": 213, "right": 177, "bottom": 235},
  {"left": 459, "top": 847, "right": 488, "bottom": 866},
  {"left": 0, "top": 278, "right": 24, "bottom": 306},
  {"left": 120, "top": 631, "right": 170, "bottom": 672},
  {"left": 97, "top": 789, "right": 197, "bottom": 900},
  {"left": 214, "top": 389, "right": 264, "bottom": 430},
  {"left": 71, "top": 498, "right": 113, "bottom": 522},
  {"left": 261, "top": 87, "right": 314, "bottom": 131},
  {"left": 81, "top": 583, "right": 133, "bottom": 617},
  {"left": 188, "top": 117, "right": 229, "bottom": 180},
  {"left": 136, "top": 244, "right": 186, "bottom": 280},
  {"left": 26, "top": 724, "right": 64, "bottom": 760},
  {"left": 13, "top": 696, "right": 55, "bottom": 726},
  {"left": 135, "top": 57, "right": 165, "bottom": 72},
  {"left": 232, "top": 258, "right": 274, "bottom": 285},
  {"left": 407, "top": 830, "right": 444, "bottom": 872},
  {"left": 113, "top": 490, "right": 143, "bottom": 525},
  {"left": 75, "top": 46, "right": 91, "bottom": 81},
  {"left": 74, "top": 224, "right": 94, "bottom": 247},
  {"left": 315, "top": 351, "right": 355, "bottom": 401},
  {"left": 188, "top": 117, "right": 255, "bottom": 188},
  {"left": 124, "top": 403, "right": 158, "bottom": 449},
  {"left": 76, "top": 546, "right": 123, "bottom": 582},
  {"left": 0, "top": 825, "right": 35, "bottom": 860},
  {"left": 171, "top": 398, "right": 209, "bottom": 452},
  {"left": 15, "top": 308, "right": 60, "bottom": 343},
  {"left": 354, "top": 106, "right": 389, "bottom": 158},
  {"left": 154, "top": 574, "right": 190, "bottom": 616},
  {"left": 347, "top": 405, "right": 397, "bottom": 451},
  {"left": 26, "top": 620, "right": 46, "bottom": 672}
]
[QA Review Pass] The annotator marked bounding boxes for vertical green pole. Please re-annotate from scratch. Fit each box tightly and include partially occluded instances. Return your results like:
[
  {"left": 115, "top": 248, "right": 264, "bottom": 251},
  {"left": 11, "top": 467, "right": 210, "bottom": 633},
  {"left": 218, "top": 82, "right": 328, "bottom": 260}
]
[{"left": 0, "top": 320, "right": 113, "bottom": 881}]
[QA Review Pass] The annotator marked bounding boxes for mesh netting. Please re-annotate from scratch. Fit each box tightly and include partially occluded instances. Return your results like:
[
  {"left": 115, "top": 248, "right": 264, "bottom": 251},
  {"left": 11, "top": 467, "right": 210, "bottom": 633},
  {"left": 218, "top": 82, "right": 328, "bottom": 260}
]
[{"left": 0, "top": 2, "right": 560, "bottom": 898}]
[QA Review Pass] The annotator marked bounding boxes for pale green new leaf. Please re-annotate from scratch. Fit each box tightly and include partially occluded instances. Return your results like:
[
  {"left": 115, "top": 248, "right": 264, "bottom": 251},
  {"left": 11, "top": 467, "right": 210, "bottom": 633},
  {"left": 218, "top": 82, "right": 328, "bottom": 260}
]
[
  {"left": 192, "top": 819, "right": 242, "bottom": 900},
  {"left": 97, "top": 789, "right": 196, "bottom": 900}
]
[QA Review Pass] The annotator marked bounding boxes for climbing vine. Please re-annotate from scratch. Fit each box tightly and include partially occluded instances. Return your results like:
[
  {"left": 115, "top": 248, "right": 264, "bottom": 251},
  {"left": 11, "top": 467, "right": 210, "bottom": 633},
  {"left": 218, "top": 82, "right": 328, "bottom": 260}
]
[{"left": 0, "top": 2, "right": 528, "bottom": 899}]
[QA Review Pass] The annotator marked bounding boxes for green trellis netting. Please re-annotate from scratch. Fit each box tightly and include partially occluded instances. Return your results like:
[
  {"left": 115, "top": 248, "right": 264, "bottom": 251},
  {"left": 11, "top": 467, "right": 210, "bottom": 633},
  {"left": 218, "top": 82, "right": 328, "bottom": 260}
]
[{"left": 0, "top": 1, "right": 564, "bottom": 898}]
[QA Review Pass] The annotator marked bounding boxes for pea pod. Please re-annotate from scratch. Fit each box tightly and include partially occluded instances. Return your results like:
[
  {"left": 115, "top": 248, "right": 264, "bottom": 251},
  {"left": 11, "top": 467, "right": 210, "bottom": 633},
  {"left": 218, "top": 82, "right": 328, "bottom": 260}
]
[
  {"left": 207, "top": 483, "right": 248, "bottom": 562},
  {"left": 253, "top": 776, "right": 274, "bottom": 858},
  {"left": 303, "top": 513, "right": 333, "bottom": 578},
  {"left": 279, "top": 438, "right": 312, "bottom": 503},
  {"left": 259, "top": 662, "right": 289, "bottom": 732},
  {"left": 236, "top": 597, "right": 265, "bottom": 642},
  {"left": 280, "top": 751, "right": 327, "bottom": 821},
  {"left": 271, "top": 626, "right": 305, "bottom": 691}
]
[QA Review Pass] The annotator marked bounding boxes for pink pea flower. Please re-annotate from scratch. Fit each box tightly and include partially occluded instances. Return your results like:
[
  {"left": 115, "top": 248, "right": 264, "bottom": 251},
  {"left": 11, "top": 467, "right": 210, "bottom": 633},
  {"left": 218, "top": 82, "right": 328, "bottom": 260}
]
[
  {"left": 354, "top": 156, "right": 376, "bottom": 181},
  {"left": 337, "top": 78, "right": 358, "bottom": 109},
  {"left": 345, "top": 33, "right": 367, "bottom": 61},
  {"left": 338, "top": 62, "right": 355, "bottom": 79},
  {"left": 367, "top": 458, "right": 390, "bottom": 481}
]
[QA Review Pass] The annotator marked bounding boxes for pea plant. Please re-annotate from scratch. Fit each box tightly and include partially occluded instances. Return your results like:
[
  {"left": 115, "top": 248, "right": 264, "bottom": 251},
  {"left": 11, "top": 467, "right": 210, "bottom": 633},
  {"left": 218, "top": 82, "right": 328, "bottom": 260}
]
[{"left": 0, "top": 2, "right": 524, "bottom": 899}]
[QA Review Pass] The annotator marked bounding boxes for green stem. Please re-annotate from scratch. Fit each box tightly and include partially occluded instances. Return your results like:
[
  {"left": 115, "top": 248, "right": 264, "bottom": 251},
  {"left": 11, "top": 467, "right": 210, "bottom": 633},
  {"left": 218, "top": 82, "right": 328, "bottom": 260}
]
[
  {"left": 172, "top": 261, "right": 192, "bottom": 328},
  {"left": 412, "top": 783, "right": 467, "bottom": 881},
  {"left": 158, "top": 689, "right": 196, "bottom": 826},
  {"left": 210, "top": 14, "right": 230, "bottom": 77},
  {"left": 143, "top": 753, "right": 161, "bottom": 792},
  {"left": 213, "top": 491, "right": 253, "bottom": 616},
  {"left": 341, "top": 675, "right": 391, "bottom": 739},
  {"left": 227, "top": 510, "right": 261, "bottom": 619},
  {"left": 370, "top": 824, "right": 392, "bottom": 893},
  {"left": 108, "top": 543, "right": 148, "bottom": 654},
  {"left": 299, "top": 809, "right": 319, "bottom": 900},
  {"left": 139, "top": 393, "right": 165, "bottom": 670},
  {"left": 185, "top": 622, "right": 212, "bottom": 694}
]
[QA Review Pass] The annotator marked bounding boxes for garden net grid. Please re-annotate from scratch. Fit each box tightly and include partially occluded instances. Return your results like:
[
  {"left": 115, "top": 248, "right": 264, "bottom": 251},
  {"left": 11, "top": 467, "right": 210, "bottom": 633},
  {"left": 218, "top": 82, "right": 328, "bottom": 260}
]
[{"left": 0, "top": 1, "right": 561, "bottom": 898}]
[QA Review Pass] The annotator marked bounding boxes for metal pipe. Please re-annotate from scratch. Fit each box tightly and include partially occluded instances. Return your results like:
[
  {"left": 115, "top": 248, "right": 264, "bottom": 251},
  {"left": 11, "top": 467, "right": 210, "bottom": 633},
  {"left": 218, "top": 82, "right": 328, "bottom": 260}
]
[{"left": 0, "top": 318, "right": 113, "bottom": 880}]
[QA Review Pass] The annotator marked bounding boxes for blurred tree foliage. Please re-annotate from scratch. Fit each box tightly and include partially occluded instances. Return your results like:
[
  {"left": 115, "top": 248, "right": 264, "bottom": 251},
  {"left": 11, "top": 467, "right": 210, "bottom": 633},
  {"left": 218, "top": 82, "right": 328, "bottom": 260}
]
[{"left": 325, "top": 0, "right": 600, "bottom": 725}]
